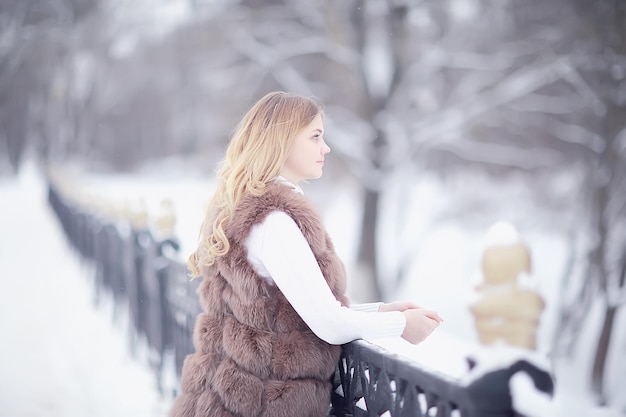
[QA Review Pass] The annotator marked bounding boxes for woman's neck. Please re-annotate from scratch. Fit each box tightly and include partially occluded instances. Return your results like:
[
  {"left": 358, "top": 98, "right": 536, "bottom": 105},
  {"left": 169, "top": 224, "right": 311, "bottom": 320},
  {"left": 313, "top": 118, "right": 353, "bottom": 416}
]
[{"left": 274, "top": 176, "right": 304, "bottom": 194}]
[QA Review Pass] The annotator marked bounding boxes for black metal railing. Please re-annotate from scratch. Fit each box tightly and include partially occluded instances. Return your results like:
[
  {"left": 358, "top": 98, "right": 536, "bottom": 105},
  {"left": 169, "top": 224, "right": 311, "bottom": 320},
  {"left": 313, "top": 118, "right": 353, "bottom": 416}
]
[
  {"left": 332, "top": 340, "right": 460, "bottom": 416},
  {"left": 47, "top": 181, "right": 200, "bottom": 394},
  {"left": 330, "top": 340, "right": 522, "bottom": 417},
  {"left": 46, "top": 179, "right": 524, "bottom": 417}
]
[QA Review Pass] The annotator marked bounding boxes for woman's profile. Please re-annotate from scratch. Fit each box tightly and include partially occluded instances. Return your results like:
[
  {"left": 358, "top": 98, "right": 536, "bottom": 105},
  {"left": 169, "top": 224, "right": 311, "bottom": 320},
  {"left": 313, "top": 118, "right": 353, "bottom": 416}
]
[{"left": 170, "top": 91, "right": 442, "bottom": 417}]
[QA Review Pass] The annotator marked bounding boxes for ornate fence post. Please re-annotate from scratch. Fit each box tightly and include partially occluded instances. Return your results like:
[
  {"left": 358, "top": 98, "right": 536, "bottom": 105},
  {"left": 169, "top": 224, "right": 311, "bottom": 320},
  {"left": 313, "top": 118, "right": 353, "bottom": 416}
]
[
  {"left": 163, "top": 258, "right": 201, "bottom": 392},
  {"left": 465, "top": 222, "right": 554, "bottom": 417},
  {"left": 470, "top": 222, "right": 544, "bottom": 350},
  {"left": 129, "top": 202, "right": 151, "bottom": 353},
  {"left": 151, "top": 199, "right": 180, "bottom": 393}
]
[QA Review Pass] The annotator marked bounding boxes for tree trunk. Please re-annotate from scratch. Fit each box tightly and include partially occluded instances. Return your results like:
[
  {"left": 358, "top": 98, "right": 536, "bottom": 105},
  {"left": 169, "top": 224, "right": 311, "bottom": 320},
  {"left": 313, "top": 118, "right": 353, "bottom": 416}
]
[
  {"left": 355, "top": 187, "right": 382, "bottom": 302},
  {"left": 586, "top": 0, "right": 626, "bottom": 401},
  {"left": 589, "top": 176, "right": 609, "bottom": 399},
  {"left": 591, "top": 305, "right": 616, "bottom": 405}
]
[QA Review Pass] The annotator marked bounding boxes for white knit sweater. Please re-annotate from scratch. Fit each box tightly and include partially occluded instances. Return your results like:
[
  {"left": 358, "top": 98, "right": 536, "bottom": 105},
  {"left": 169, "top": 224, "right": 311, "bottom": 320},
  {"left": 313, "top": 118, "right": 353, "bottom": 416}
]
[{"left": 244, "top": 179, "right": 405, "bottom": 344}]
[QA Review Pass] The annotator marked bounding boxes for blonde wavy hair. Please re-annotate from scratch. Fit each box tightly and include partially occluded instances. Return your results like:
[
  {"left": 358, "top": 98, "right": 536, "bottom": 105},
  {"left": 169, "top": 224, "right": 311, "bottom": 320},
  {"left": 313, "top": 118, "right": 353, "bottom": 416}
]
[{"left": 188, "top": 91, "right": 324, "bottom": 277}]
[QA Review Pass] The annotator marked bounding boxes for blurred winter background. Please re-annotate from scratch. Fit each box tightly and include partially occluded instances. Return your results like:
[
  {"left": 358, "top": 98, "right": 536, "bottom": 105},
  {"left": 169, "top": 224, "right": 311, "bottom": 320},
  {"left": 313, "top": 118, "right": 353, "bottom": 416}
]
[{"left": 0, "top": 0, "right": 625, "bottom": 416}]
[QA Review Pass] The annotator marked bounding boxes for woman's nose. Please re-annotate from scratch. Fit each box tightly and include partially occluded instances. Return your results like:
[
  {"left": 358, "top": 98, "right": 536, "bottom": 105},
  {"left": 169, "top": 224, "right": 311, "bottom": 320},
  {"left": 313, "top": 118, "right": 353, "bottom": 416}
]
[{"left": 322, "top": 140, "right": 331, "bottom": 154}]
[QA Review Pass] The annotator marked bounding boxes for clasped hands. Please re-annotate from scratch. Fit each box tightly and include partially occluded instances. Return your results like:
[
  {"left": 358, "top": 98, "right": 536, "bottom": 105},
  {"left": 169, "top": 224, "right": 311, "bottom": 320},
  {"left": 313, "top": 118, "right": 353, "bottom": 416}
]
[{"left": 378, "top": 301, "right": 443, "bottom": 344}]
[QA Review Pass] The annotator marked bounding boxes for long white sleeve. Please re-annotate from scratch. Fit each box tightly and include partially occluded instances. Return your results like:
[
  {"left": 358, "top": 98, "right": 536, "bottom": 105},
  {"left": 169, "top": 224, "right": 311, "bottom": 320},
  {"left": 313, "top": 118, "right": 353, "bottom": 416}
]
[
  {"left": 349, "top": 302, "right": 383, "bottom": 312},
  {"left": 245, "top": 211, "right": 405, "bottom": 345}
]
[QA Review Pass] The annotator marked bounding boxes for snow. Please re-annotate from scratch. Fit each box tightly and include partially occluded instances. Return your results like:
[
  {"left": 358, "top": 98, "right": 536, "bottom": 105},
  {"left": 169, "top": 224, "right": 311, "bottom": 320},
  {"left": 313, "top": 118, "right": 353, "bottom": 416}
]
[
  {"left": 372, "top": 331, "right": 474, "bottom": 379},
  {"left": 0, "top": 162, "right": 171, "bottom": 417},
  {"left": 2, "top": 159, "right": 624, "bottom": 417}
]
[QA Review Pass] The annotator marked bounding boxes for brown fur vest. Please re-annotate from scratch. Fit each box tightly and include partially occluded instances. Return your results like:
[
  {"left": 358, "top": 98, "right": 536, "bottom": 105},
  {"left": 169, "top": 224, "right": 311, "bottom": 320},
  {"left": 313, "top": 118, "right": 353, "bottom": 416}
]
[{"left": 170, "top": 184, "right": 349, "bottom": 417}]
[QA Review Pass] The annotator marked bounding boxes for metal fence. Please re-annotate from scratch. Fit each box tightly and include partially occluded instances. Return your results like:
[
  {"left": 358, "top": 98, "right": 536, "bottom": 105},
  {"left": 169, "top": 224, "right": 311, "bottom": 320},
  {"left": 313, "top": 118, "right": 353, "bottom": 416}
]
[
  {"left": 47, "top": 180, "right": 525, "bottom": 417},
  {"left": 47, "top": 182, "right": 200, "bottom": 394}
]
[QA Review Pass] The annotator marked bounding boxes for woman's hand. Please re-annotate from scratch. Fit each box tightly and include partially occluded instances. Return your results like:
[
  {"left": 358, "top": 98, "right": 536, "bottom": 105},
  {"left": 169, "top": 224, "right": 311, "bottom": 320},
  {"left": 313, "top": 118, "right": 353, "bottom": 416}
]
[
  {"left": 378, "top": 300, "right": 421, "bottom": 312},
  {"left": 401, "top": 308, "right": 443, "bottom": 344}
]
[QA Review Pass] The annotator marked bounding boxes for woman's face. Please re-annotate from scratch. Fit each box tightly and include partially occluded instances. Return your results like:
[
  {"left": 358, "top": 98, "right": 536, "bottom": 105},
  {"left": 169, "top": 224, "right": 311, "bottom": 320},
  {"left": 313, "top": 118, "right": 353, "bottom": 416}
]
[{"left": 280, "top": 114, "right": 330, "bottom": 183}]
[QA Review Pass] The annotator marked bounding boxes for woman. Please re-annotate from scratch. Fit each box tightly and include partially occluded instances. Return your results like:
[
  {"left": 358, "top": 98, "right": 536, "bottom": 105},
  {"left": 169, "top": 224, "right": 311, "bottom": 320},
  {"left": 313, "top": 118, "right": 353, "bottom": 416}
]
[{"left": 171, "top": 91, "right": 442, "bottom": 417}]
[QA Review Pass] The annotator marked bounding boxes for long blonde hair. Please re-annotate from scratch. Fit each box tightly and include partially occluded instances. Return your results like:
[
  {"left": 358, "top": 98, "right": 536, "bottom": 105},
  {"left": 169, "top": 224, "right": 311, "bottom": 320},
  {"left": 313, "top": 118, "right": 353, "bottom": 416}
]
[{"left": 188, "top": 91, "right": 323, "bottom": 277}]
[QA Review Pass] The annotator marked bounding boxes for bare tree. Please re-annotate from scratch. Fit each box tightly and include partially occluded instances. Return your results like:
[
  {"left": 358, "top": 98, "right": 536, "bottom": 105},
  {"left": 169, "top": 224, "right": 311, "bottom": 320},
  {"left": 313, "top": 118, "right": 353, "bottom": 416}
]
[
  {"left": 83, "top": 1, "right": 623, "bottom": 313},
  {"left": 569, "top": 0, "right": 626, "bottom": 404},
  {"left": 0, "top": 0, "right": 98, "bottom": 171}
]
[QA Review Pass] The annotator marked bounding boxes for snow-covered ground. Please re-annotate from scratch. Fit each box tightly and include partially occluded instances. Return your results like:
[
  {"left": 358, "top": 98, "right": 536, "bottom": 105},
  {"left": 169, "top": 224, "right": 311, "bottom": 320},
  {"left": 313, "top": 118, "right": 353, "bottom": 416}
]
[
  {"left": 0, "top": 162, "right": 172, "bottom": 417},
  {"left": 1, "top": 159, "right": 623, "bottom": 417}
]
